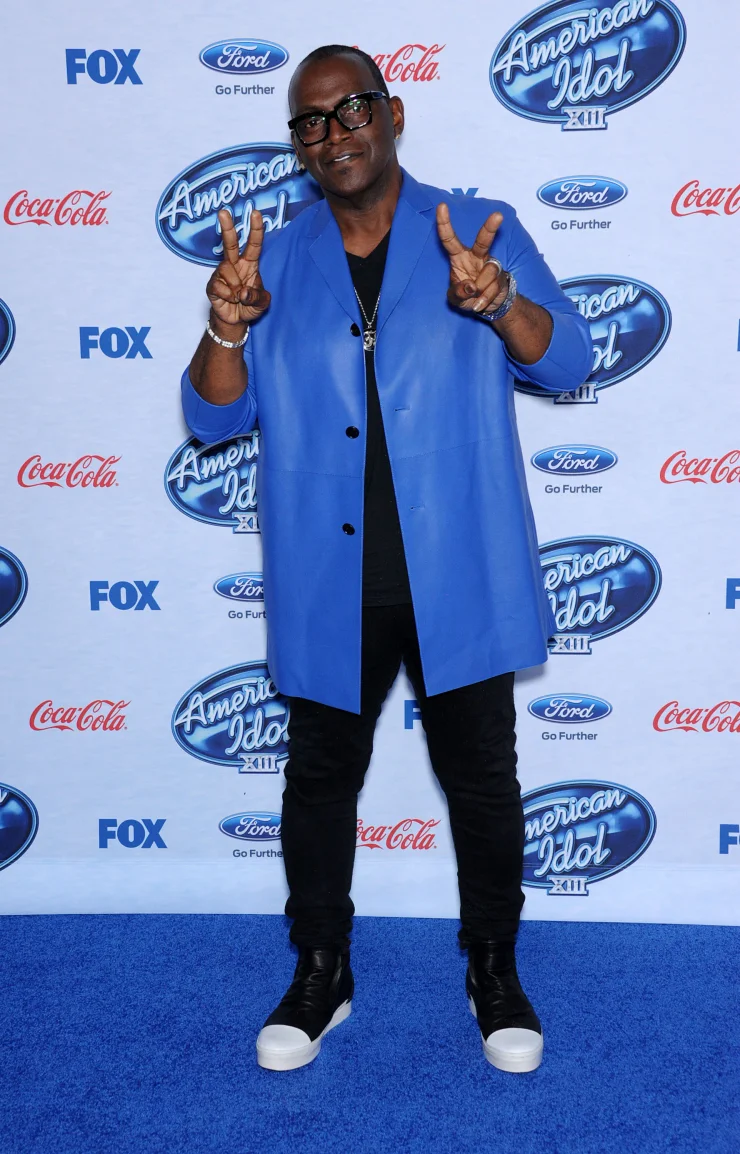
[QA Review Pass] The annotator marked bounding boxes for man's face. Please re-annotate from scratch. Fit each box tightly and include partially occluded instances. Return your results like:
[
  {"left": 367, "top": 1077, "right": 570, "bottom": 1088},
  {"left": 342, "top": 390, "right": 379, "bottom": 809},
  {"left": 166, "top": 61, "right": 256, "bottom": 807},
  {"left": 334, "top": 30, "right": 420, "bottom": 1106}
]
[{"left": 289, "top": 54, "right": 403, "bottom": 199}]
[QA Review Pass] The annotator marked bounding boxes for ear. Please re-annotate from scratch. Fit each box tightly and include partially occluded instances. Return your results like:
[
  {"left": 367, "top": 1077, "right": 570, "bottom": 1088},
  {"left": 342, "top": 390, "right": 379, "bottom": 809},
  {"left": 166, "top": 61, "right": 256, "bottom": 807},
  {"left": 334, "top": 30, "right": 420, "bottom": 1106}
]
[{"left": 390, "top": 95, "right": 405, "bottom": 139}]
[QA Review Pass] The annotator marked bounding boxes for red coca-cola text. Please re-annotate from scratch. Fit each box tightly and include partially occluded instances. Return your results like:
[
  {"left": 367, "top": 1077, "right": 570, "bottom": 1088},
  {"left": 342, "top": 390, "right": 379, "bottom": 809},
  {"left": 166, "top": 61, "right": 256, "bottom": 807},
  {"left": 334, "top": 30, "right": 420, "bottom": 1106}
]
[
  {"left": 18, "top": 454, "right": 120, "bottom": 489},
  {"left": 360, "top": 44, "right": 444, "bottom": 82},
  {"left": 356, "top": 818, "right": 439, "bottom": 850},
  {"left": 3, "top": 189, "right": 111, "bottom": 227},
  {"left": 659, "top": 450, "right": 740, "bottom": 485},
  {"left": 671, "top": 181, "right": 740, "bottom": 217},
  {"left": 653, "top": 701, "right": 740, "bottom": 734},
  {"left": 30, "top": 699, "right": 128, "bottom": 732}
]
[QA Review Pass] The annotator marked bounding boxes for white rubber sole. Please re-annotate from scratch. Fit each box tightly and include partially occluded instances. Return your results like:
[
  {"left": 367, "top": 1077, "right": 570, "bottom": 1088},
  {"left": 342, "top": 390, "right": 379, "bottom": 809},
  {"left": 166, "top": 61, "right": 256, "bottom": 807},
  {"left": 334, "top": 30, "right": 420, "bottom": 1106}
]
[
  {"left": 256, "top": 1000, "right": 352, "bottom": 1071},
  {"left": 469, "top": 997, "right": 543, "bottom": 1073}
]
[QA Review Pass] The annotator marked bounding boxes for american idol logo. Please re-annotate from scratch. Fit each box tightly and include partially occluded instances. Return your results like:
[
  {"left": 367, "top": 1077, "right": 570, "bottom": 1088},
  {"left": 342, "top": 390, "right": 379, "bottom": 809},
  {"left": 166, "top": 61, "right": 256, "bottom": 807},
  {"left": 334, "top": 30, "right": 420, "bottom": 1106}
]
[
  {"left": 531, "top": 445, "right": 617, "bottom": 475},
  {"left": 199, "top": 40, "right": 289, "bottom": 76},
  {"left": 172, "top": 661, "right": 289, "bottom": 773},
  {"left": 528, "top": 694, "right": 611, "bottom": 723},
  {"left": 0, "top": 783, "right": 38, "bottom": 872},
  {"left": 540, "top": 536, "right": 661, "bottom": 654},
  {"left": 165, "top": 434, "right": 259, "bottom": 533},
  {"left": 156, "top": 143, "right": 322, "bottom": 266},
  {"left": 0, "top": 547, "right": 28, "bottom": 629},
  {"left": 214, "top": 573, "right": 264, "bottom": 601},
  {"left": 537, "top": 176, "right": 627, "bottom": 210},
  {"left": 490, "top": 0, "right": 686, "bottom": 131},
  {"left": 220, "top": 812, "right": 281, "bottom": 841},
  {"left": 0, "top": 298, "right": 16, "bottom": 366},
  {"left": 522, "top": 780, "right": 656, "bottom": 894},
  {"left": 516, "top": 276, "right": 671, "bottom": 401}
]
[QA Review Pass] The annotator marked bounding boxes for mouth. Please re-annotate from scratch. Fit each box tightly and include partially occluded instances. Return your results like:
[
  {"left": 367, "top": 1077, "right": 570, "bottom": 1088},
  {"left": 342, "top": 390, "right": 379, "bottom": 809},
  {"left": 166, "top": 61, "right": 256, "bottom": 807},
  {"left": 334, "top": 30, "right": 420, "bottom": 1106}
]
[{"left": 328, "top": 151, "right": 362, "bottom": 165}]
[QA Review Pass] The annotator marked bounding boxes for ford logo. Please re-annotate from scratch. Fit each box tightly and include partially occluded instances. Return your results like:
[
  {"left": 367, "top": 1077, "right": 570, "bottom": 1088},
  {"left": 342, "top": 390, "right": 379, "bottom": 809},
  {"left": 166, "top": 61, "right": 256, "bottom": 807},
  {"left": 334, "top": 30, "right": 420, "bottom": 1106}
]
[
  {"left": 540, "top": 536, "right": 661, "bottom": 654},
  {"left": 165, "top": 434, "right": 260, "bottom": 533},
  {"left": 522, "top": 779, "right": 656, "bottom": 894},
  {"left": 516, "top": 276, "right": 671, "bottom": 398},
  {"left": 172, "top": 660, "right": 289, "bottom": 772},
  {"left": 490, "top": 0, "right": 686, "bottom": 130},
  {"left": 0, "top": 782, "right": 39, "bottom": 871},
  {"left": 214, "top": 573, "right": 264, "bottom": 601},
  {"left": 220, "top": 811, "right": 281, "bottom": 841},
  {"left": 531, "top": 445, "right": 617, "bottom": 475},
  {"left": 537, "top": 176, "right": 627, "bottom": 210},
  {"left": 528, "top": 694, "right": 612, "bottom": 723},
  {"left": 0, "top": 547, "right": 28, "bottom": 629},
  {"left": 156, "top": 142, "right": 322, "bottom": 266},
  {"left": 0, "top": 298, "right": 16, "bottom": 366},
  {"left": 199, "top": 39, "right": 289, "bottom": 76}
]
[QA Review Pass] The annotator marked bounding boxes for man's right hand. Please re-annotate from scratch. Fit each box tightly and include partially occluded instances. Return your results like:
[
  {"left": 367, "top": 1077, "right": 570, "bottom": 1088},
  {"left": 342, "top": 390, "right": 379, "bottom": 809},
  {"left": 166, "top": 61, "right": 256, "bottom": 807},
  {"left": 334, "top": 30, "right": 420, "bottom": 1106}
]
[{"left": 206, "top": 208, "right": 271, "bottom": 331}]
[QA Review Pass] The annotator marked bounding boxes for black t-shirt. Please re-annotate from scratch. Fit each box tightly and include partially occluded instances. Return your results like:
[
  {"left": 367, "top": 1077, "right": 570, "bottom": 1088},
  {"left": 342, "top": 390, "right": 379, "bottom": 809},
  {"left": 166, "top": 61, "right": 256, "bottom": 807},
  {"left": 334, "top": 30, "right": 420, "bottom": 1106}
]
[{"left": 346, "top": 233, "right": 412, "bottom": 606}]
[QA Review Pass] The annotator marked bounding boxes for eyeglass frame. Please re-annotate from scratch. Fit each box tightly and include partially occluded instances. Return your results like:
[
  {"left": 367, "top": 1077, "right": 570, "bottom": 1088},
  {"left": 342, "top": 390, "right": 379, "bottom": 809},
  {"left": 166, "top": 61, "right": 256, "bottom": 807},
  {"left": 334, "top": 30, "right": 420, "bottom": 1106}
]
[{"left": 288, "top": 90, "right": 388, "bottom": 146}]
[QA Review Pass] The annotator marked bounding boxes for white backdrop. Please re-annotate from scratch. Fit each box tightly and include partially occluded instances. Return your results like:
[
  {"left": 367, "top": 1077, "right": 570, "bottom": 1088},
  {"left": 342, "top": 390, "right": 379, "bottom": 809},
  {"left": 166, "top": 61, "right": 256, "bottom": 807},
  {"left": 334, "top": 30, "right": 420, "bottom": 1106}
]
[{"left": 1, "top": 0, "right": 739, "bottom": 924}]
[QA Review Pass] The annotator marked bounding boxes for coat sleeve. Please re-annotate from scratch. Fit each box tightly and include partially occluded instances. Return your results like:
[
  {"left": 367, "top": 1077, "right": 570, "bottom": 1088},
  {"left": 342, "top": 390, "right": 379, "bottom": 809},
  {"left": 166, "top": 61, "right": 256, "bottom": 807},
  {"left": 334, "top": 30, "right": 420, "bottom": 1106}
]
[
  {"left": 498, "top": 209, "right": 592, "bottom": 394},
  {"left": 180, "top": 336, "right": 257, "bottom": 445}
]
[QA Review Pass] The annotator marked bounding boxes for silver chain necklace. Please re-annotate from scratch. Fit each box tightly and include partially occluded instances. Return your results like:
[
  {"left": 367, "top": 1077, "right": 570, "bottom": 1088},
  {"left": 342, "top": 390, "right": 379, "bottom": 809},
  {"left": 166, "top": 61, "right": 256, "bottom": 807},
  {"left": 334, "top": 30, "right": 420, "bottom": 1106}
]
[{"left": 353, "top": 287, "right": 381, "bottom": 352}]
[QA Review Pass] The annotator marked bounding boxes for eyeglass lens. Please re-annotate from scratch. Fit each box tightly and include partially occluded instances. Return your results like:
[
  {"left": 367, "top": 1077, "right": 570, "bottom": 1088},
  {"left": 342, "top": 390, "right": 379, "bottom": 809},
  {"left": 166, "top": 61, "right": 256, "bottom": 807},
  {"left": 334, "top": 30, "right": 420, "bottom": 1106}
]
[{"left": 297, "top": 96, "right": 372, "bottom": 144}]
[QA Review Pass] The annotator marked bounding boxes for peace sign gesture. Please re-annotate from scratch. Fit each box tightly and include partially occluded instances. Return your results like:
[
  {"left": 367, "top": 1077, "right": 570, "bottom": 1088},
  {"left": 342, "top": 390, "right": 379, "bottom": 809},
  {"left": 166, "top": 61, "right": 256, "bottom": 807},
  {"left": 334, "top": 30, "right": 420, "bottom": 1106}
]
[
  {"left": 206, "top": 208, "right": 271, "bottom": 328},
  {"left": 436, "top": 203, "right": 508, "bottom": 316}
]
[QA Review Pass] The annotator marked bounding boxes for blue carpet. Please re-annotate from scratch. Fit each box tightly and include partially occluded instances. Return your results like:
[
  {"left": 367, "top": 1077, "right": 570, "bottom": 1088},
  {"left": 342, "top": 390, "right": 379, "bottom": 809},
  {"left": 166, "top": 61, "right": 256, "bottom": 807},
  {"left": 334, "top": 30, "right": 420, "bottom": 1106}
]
[{"left": 1, "top": 916, "right": 738, "bottom": 1154}]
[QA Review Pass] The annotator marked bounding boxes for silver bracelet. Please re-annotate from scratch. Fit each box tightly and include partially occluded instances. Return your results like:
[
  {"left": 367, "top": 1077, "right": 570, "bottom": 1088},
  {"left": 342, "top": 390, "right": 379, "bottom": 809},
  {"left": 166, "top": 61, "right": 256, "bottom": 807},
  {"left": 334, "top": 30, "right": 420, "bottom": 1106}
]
[
  {"left": 206, "top": 319, "right": 250, "bottom": 349},
  {"left": 481, "top": 271, "right": 518, "bottom": 323}
]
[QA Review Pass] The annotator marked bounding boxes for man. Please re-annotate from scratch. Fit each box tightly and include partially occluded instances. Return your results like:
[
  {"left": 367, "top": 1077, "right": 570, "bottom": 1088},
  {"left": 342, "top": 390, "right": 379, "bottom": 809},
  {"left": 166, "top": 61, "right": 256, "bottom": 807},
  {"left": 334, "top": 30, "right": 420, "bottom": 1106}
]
[{"left": 182, "top": 44, "right": 592, "bottom": 1074}]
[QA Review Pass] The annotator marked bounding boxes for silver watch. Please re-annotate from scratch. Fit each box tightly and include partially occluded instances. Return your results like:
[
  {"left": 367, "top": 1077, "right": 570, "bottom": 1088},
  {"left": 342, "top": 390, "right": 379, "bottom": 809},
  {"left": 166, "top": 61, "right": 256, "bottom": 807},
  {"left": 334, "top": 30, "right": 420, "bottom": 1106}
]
[{"left": 481, "top": 271, "right": 517, "bottom": 322}]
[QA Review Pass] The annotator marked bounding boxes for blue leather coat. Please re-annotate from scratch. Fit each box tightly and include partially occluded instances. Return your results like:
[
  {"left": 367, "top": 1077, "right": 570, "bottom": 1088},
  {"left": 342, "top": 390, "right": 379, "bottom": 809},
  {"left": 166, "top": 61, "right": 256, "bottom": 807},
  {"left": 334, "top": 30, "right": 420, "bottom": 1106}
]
[{"left": 182, "top": 170, "right": 592, "bottom": 712}]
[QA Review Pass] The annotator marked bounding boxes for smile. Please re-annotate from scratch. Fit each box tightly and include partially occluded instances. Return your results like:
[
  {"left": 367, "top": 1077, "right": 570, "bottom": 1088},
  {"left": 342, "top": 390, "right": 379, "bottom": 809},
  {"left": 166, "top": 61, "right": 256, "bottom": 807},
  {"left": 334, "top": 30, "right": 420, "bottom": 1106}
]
[{"left": 329, "top": 152, "right": 361, "bottom": 164}]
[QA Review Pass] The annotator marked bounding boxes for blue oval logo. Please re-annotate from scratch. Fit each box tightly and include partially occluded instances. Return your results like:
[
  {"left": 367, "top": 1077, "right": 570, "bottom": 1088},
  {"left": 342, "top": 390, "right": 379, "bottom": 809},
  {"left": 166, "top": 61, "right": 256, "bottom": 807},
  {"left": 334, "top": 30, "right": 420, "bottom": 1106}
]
[
  {"left": 220, "top": 811, "right": 281, "bottom": 841},
  {"left": 156, "top": 142, "right": 322, "bottom": 266},
  {"left": 540, "top": 536, "right": 661, "bottom": 653},
  {"left": 537, "top": 175, "right": 627, "bottom": 210},
  {"left": 0, "top": 298, "right": 16, "bottom": 366},
  {"left": 516, "top": 275, "right": 671, "bottom": 398},
  {"left": 199, "top": 39, "right": 289, "bottom": 76},
  {"left": 172, "top": 660, "right": 289, "bottom": 771},
  {"left": 165, "top": 434, "right": 260, "bottom": 533},
  {"left": 528, "top": 694, "right": 612, "bottom": 723},
  {"left": 531, "top": 445, "right": 617, "bottom": 475},
  {"left": 0, "top": 547, "right": 28, "bottom": 629},
  {"left": 214, "top": 573, "right": 264, "bottom": 601},
  {"left": 0, "top": 782, "right": 38, "bottom": 871},
  {"left": 490, "top": 0, "right": 686, "bottom": 129},
  {"left": 522, "top": 779, "right": 656, "bottom": 893}
]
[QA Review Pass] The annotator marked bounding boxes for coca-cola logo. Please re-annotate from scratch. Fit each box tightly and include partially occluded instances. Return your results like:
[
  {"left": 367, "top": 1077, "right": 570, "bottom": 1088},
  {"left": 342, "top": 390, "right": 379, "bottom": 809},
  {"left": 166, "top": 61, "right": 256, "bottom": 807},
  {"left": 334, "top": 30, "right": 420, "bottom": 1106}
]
[
  {"left": 671, "top": 181, "right": 740, "bottom": 217},
  {"left": 165, "top": 434, "right": 259, "bottom": 532},
  {"left": 17, "top": 454, "right": 120, "bottom": 489},
  {"left": 29, "top": 700, "right": 128, "bottom": 732},
  {"left": 0, "top": 298, "right": 16, "bottom": 366},
  {"left": 172, "top": 661, "right": 289, "bottom": 772},
  {"left": 365, "top": 44, "right": 444, "bottom": 82},
  {"left": 660, "top": 451, "right": 740, "bottom": 484},
  {"left": 653, "top": 701, "right": 740, "bottom": 734},
  {"left": 0, "top": 547, "right": 28, "bottom": 629},
  {"left": 156, "top": 143, "right": 321, "bottom": 266},
  {"left": 522, "top": 780, "right": 655, "bottom": 895},
  {"left": 0, "top": 783, "right": 39, "bottom": 872},
  {"left": 356, "top": 818, "right": 440, "bottom": 850},
  {"left": 3, "top": 190, "right": 111, "bottom": 227}
]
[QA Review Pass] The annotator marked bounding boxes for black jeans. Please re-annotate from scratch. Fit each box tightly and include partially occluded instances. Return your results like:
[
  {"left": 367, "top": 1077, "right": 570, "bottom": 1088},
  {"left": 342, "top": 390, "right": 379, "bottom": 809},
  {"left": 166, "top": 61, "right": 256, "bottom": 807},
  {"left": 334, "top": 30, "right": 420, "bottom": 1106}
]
[{"left": 281, "top": 603, "right": 525, "bottom": 949}]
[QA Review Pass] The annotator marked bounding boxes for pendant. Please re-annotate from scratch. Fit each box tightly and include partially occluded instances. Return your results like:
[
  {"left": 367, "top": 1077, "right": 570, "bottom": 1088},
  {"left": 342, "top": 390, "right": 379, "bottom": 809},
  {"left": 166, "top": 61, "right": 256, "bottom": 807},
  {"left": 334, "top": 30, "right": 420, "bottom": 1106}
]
[{"left": 363, "top": 329, "right": 376, "bottom": 352}]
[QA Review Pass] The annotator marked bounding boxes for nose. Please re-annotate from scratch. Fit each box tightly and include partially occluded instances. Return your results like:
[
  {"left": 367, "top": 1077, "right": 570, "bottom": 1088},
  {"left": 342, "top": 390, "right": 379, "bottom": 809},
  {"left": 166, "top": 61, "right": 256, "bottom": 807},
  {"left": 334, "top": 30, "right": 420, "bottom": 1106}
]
[{"left": 327, "top": 114, "right": 352, "bottom": 145}]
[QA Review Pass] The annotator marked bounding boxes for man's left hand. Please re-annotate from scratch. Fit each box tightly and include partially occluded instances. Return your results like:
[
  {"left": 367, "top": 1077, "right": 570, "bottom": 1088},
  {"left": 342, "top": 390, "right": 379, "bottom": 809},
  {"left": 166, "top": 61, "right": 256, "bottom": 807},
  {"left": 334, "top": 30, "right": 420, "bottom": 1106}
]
[{"left": 436, "top": 202, "right": 508, "bottom": 316}]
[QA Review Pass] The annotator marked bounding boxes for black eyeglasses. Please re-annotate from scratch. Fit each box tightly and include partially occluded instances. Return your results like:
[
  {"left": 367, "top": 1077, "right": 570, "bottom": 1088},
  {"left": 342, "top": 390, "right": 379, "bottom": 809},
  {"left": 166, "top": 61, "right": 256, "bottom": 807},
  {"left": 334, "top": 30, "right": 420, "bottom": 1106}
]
[{"left": 288, "top": 90, "right": 387, "bottom": 146}]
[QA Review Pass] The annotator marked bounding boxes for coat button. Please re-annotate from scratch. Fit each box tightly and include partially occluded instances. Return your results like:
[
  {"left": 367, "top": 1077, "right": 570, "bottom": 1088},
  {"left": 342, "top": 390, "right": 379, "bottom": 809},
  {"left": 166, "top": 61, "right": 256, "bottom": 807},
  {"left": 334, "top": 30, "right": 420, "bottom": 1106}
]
[
  {"left": 350, "top": 323, "right": 361, "bottom": 337},
  {"left": 342, "top": 523, "right": 355, "bottom": 535},
  {"left": 345, "top": 426, "right": 359, "bottom": 438}
]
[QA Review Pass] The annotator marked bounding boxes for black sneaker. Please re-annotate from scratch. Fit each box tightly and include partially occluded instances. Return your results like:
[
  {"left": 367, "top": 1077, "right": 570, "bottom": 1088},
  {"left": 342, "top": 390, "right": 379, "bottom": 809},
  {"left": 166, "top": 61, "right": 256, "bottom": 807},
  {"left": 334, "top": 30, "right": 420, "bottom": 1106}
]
[
  {"left": 466, "top": 941, "right": 543, "bottom": 1072},
  {"left": 256, "top": 947, "right": 353, "bottom": 1070}
]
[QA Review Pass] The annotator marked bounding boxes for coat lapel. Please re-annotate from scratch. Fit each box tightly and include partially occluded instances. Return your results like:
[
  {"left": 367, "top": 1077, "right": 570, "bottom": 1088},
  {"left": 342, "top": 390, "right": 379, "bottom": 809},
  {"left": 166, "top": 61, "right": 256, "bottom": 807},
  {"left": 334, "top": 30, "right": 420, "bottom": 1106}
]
[
  {"left": 307, "top": 200, "right": 361, "bottom": 325},
  {"left": 377, "top": 187, "right": 433, "bottom": 336}
]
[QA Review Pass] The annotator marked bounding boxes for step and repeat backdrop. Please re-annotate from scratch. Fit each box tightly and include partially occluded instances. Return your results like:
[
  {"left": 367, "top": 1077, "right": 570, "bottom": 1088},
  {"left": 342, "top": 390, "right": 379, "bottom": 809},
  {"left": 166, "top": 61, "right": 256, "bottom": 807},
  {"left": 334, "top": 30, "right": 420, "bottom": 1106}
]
[{"left": 1, "top": 0, "right": 739, "bottom": 922}]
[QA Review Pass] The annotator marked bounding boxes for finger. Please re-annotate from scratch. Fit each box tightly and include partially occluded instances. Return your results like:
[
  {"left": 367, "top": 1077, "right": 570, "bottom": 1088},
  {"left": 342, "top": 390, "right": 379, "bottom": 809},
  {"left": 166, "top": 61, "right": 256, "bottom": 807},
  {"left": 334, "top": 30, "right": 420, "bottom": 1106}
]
[
  {"left": 448, "top": 281, "right": 479, "bottom": 307},
  {"left": 470, "top": 212, "right": 504, "bottom": 260},
  {"left": 242, "top": 209, "right": 265, "bottom": 266},
  {"left": 218, "top": 209, "right": 241, "bottom": 266},
  {"left": 436, "top": 202, "right": 466, "bottom": 257},
  {"left": 208, "top": 279, "right": 238, "bottom": 304},
  {"left": 213, "top": 262, "right": 242, "bottom": 294},
  {"left": 239, "top": 286, "right": 270, "bottom": 310}
]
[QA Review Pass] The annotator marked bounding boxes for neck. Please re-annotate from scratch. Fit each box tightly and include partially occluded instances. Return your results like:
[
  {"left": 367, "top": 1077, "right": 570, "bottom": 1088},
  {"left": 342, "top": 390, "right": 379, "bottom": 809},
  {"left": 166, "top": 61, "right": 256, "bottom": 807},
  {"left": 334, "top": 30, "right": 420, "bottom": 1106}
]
[{"left": 325, "top": 161, "right": 402, "bottom": 256}]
